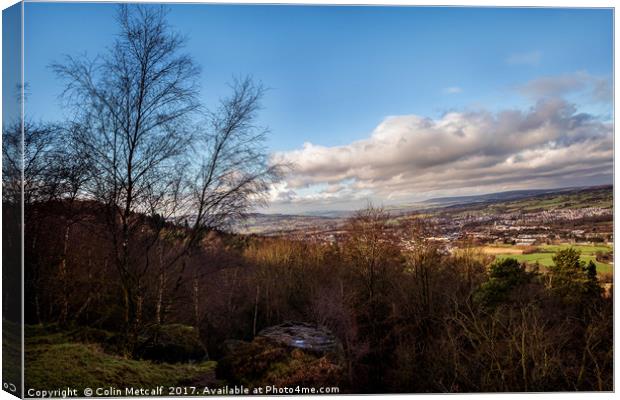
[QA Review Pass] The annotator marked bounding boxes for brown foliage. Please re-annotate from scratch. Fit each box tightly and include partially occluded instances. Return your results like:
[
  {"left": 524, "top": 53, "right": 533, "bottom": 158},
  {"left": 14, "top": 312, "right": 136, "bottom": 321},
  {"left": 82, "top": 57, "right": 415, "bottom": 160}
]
[{"left": 25, "top": 203, "right": 613, "bottom": 392}]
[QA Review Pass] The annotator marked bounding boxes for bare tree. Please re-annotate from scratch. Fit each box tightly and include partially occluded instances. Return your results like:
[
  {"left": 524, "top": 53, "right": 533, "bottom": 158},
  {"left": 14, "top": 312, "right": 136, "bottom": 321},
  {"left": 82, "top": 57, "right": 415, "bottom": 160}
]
[
  {"left": 188, "top": 77, "right": 283, "bottom": 235},
  {"left": 344, "top": 205, "right": 400, "bottom": 307},
  {"left": 52, "top": 4, "right": 199, "bottom": 346},
  {"left": 343, "top": 206, "right": 401, "bottom": 365},
  {"left": 2, "top": 119, "right": 64, "bottom": 206},
  {"left": 52, "top": 4, "right": 282, "bottom": 348}
]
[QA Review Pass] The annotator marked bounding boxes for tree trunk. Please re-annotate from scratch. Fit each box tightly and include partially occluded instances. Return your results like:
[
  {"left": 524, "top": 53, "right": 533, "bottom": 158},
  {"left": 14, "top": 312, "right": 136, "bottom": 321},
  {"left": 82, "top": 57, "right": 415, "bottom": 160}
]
[
  {"left": 253, "top": 284, "right": 260, "bottom": 336},
  {"left": 156, "top": 246, "right": 167, "bottom": 325},
  {"left": 58, "top": 224, "right": 71, "bottom": 325},
  {"left": 121, "top": 282, "right": 140, "bottom": 355},
  {"left": 136, "top": 282, "right": 144, "bottom": 329},
  {"left": 192, "top": 275, "right": 200, "bottom": 327}
]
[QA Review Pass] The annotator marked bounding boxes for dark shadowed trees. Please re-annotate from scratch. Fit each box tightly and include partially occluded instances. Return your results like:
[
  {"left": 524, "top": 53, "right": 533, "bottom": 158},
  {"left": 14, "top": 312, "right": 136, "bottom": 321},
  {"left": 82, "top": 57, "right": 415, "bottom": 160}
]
[
  {"left": 2, "top": 119, "right": 64, "bottom": 206},
  {"left": 473, "top": 258, "right": 532, "bottom": 308}
]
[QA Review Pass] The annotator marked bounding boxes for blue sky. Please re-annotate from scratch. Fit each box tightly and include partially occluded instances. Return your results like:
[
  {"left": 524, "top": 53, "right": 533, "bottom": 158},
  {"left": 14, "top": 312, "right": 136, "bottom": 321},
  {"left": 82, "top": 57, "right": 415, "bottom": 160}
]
[
  {"left": 19, "top": 3, "right": 614, "bottom": 213},
  {"left": 3, "top": 2, "right": 21, "bottom": 125}
]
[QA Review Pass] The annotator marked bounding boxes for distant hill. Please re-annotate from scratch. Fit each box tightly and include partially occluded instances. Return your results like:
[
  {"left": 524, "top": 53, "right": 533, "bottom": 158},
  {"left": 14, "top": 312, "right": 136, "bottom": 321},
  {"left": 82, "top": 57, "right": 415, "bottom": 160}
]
[
  {"left": 421, "top": 185, "right": 612, "bottom": 207},
  {"left": 238, "top": 185, "right": 612, "bottom": 234}
]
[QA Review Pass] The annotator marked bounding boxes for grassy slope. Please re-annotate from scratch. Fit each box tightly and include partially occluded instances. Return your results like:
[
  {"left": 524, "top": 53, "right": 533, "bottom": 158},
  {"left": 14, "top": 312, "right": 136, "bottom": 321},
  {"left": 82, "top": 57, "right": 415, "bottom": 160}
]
[
  {"left": 2, "top": 320, "right": 22, "bottom": 388},
  {"left": 25, "top": 327, "right": 215, "bottom": 392}
]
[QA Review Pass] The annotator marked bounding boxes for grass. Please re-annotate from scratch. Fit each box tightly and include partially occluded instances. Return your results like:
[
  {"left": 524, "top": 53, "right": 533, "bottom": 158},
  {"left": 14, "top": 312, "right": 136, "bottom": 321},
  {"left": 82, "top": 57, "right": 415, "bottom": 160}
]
[
  {"left": 25, "top": 326, "right": 216, "bottom": 392},
  {"left": 3, "top": 319, "right": 22, "bottom": 388},
  {"left": 492, "top": 244, "right": 613, "bottom": 275},
  {"left": 539, "top": 244, "right": 612, "bottom": 254}
]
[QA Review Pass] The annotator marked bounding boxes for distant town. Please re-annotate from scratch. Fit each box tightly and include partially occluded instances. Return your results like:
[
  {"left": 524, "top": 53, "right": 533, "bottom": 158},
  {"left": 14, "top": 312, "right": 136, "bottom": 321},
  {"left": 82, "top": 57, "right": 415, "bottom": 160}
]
[{"left": 237, "top": 185, "right": 613, "bottom": 273}]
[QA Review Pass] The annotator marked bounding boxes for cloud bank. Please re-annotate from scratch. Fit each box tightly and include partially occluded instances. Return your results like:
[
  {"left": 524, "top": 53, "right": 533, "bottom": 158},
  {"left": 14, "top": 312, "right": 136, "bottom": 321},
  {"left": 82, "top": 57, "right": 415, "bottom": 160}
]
[{"left": 267, "top": 76, "right": 612, "bottom": 213}]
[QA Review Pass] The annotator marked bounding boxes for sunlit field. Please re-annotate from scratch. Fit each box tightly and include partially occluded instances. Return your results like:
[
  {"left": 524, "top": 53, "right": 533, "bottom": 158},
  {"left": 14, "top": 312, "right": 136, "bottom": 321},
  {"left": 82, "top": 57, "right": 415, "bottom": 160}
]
[{"left": 479, "top": 244, "right": 613, "bottom": 274}]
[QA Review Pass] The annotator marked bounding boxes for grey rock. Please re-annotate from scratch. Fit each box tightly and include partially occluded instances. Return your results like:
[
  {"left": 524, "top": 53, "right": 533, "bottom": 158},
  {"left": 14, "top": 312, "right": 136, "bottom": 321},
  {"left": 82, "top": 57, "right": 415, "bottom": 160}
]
[{"left": 257, "top": 321, "right": 342, "bottom": 355}]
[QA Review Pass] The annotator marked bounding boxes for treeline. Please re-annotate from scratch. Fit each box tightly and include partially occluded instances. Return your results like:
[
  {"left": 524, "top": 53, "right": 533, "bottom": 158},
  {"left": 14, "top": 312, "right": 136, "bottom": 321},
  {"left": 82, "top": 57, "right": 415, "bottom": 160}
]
[
  {"left": 194, "top": 209, "right": 614, "bottom": 392},
  {"left": 22, "top": 204, "right": 613, "bottom": 392}
]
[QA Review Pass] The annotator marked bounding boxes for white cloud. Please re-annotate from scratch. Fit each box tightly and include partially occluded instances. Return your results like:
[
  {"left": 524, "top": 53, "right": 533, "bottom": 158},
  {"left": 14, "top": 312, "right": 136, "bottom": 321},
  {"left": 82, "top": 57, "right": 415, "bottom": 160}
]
[
  {"left": 269, "top": 98, "right": 612, "bottom": 211},
  {"left": 506, "top": 50, "right": 542, "bottom": 66}
]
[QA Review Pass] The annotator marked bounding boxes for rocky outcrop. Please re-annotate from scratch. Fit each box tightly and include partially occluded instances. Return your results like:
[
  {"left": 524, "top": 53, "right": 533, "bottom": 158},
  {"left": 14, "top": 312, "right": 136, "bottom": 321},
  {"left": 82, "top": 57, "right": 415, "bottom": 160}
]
[
  {"left": 216, "top": 321, "right": 345, "bottom": 388},
  {"left": 258, "top": 321, "right": 343, "bottom": 354}
]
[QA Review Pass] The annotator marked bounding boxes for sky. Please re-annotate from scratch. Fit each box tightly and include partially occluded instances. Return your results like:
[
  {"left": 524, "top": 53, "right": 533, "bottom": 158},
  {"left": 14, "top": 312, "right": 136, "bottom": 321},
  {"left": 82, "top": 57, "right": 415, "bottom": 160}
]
[
  {"left": 2, "top": 2, "right": 21, "bottom": 125},
  {"left": 19, "top": 2, "right": 614, "bottom": 213}
]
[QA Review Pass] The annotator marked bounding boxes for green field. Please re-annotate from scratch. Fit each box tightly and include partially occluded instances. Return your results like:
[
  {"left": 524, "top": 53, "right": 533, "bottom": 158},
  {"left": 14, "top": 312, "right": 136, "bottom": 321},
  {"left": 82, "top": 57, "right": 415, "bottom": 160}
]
[{"left": 494, "top": 244, "right": 613, "bottom": 274}]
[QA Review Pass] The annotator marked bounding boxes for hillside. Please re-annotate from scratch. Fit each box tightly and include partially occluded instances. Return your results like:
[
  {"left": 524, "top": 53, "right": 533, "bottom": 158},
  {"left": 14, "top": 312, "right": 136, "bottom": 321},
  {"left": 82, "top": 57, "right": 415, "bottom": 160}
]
[{"left": 238, "top": 185, "right": 613, "bottom": 235}]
